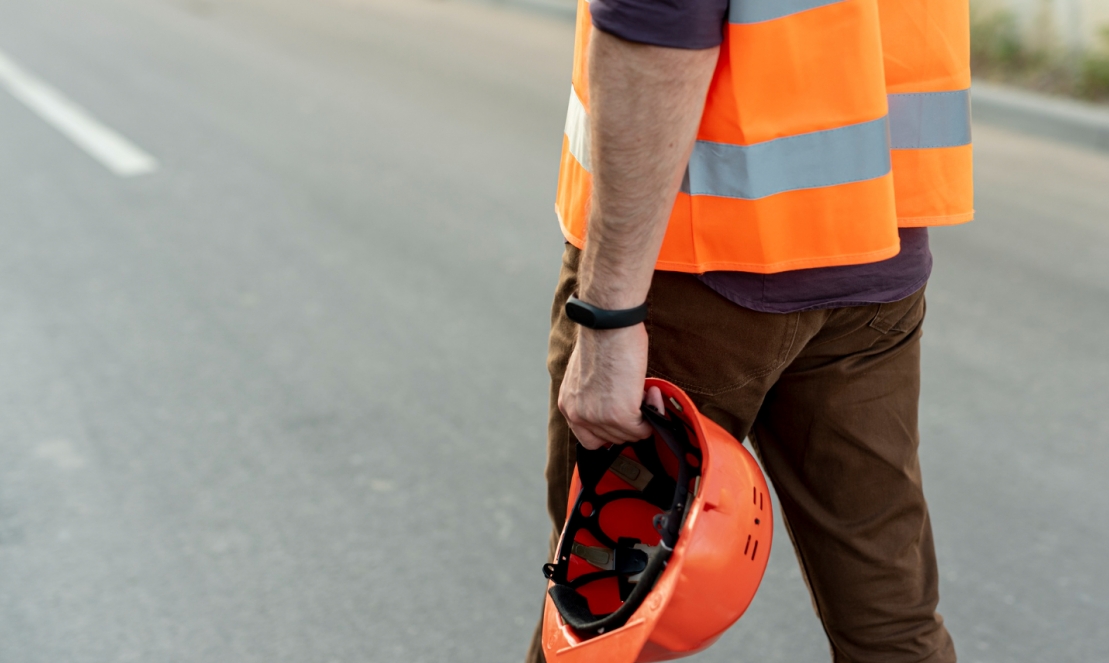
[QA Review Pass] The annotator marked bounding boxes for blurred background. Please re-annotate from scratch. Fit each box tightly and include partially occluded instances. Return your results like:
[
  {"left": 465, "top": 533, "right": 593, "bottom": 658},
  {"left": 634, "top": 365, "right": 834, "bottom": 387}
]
[{"left": 0, "top": 0, "right": 1107, "bottom": 661}]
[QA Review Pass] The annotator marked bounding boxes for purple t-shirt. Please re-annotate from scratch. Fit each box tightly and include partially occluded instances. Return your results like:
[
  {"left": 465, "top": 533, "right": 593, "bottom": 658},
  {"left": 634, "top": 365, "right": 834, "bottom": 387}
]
[{"left": 590, "top": 0, "right": 931, "bottom": 313}]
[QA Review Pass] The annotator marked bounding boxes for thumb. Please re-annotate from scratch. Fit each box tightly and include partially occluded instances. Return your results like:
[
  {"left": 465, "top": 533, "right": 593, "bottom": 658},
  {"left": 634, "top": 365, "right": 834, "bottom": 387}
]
[{"left": 644, "top": 385, "right": 665, "bottom": 414}]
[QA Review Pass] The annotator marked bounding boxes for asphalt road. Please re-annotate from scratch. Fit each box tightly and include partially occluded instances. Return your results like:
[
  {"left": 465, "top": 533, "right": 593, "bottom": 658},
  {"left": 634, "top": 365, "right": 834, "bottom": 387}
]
[{"left": 0, "top": 1, "right": 1105, "bottom": 661}]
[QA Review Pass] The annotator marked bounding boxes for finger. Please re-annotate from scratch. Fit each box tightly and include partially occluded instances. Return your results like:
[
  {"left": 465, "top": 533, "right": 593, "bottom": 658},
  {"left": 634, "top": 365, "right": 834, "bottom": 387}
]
[
  {"left": 644, "top": 386, "right": 665, "bottom": 413},
  {"left": 564, "top": 404, "right": 653, "bottom": 445},
  {"left": 570, "top": 410, "right": 655, "bottom": 448},
  {"left": 562, "top": 404, "right": 624, "bottom": 447},
  {"left": 624, "top": 417, "right": 654, "bottom": 442},
  {"left": 572, "top": 424, "right": 618, "bottom": 451},
  {"left": 592, "top": 420, "right": 635, "bottom": 445},
  {"left": 578, "top": 416, "right": 640, "bottom": 447},
  {"left": 596, "top": 416, "right": 652, "bottom": 444},
  {"left": 589, "top": 416, "right": 643, "bottom": 447},
  {"left": 572, "top": 419, "right": 634, "bottom": 450}
]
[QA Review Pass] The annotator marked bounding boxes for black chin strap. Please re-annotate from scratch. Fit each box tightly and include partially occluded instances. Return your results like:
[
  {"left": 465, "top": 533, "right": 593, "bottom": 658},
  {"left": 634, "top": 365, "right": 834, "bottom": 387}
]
[{"left": 639, "top": 404, "right": 696, "bottom": 549}]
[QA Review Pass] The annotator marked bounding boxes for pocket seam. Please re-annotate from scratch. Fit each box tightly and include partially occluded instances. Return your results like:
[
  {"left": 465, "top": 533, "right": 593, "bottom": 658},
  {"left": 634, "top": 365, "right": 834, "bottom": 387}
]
[
  {"left": 868, "top": 290, "right": 925, "bottom": 335},
  {"left": 647, "top": 313, "right": 801, "bottom": 397}
]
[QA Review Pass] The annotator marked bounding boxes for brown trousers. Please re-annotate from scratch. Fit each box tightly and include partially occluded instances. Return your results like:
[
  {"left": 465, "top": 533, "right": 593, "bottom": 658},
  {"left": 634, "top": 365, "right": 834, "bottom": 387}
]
[{"left": 526, "top": 245, "right": 956, "bottom": 663}]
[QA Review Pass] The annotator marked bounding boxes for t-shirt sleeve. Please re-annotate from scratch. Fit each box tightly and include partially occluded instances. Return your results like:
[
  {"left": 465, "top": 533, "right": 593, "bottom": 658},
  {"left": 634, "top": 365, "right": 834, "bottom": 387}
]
[{"left": 589, "top": 0, "right": 729, "bottom": 49}]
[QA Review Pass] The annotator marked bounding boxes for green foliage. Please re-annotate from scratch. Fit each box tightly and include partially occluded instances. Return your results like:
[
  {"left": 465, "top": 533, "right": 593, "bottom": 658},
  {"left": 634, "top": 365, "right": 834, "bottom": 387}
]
[
  {"left": 971, "top": 4, "right": 1109, "bottom": 102},
  {"left": 971, "top": 7, "right": 1026, "bottom": 71},
  {"left": 1079, "top": 27, "right": 1109, "bottom": 100}
]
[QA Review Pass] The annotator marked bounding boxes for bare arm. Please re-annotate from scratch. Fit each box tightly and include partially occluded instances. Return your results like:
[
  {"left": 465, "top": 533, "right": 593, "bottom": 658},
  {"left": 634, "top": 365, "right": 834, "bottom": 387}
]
[{"left": 558, "top": 29, "right": 718, "bottom": 450}]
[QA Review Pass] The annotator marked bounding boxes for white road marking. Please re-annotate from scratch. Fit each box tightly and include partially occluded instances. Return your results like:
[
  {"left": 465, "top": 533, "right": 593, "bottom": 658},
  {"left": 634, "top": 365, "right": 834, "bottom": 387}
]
[
  {"left": 34, "top": 439, "right": 86, "bottom": 470},
  {"left": 0, "top": 47, "right": 158, "bottom": 177}
]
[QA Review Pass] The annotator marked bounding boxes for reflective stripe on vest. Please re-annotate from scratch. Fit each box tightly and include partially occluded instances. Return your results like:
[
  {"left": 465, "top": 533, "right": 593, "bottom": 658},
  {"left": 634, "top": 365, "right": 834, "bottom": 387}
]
[
  {"left": 878, "top": 0, "right": 974, "bottom": 225},
  {"left": 564, "top": 86, "right": 591, "bottom": 171},
  {"left": 563, "top": 86, "right": 971, "bottom": 197},
  {"left": 681, "top": 118, "right": 890, "bottom": 200},
  {"left": 730, "top": 0, "right": 844, "bottom": 24},
  {"left": 888, "top": 90, "right": 971, "bottom": 149}
]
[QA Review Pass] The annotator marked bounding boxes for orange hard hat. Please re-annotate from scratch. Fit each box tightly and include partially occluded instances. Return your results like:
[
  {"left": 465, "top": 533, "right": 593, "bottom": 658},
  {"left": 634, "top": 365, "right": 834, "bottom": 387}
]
[{"left": 541, "top": 378, "right": 772, "bottom": 663}]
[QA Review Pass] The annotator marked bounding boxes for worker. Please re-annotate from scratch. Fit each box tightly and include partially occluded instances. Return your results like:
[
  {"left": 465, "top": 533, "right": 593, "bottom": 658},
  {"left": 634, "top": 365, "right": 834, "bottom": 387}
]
[{"left": 527, "top": 0, "right": 972, "bottom": 660}]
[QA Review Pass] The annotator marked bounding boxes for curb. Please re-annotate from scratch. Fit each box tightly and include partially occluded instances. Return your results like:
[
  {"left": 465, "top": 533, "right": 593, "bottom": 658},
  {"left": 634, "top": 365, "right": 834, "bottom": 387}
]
[
  {"left": 973, "top": 81, "right": 1109, "bottom": 152},
  {"left": 476, "top": 0, "right": 575, "bottom": 20},
  {"left": 514, "top": 0, "right": 576, "bottom": 19}
]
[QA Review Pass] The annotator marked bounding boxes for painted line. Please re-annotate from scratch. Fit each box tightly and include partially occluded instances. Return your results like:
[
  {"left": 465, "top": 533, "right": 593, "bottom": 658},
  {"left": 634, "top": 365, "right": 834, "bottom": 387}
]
[{"left": 0, "top": 48, "right": 157, "bottom": 177}]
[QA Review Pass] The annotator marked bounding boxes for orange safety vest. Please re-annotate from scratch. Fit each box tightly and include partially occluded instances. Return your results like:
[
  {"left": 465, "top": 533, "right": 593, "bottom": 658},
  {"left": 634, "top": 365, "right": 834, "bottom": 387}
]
[{"left": 556, "top": 0, "right": 973, "bottom": 274}]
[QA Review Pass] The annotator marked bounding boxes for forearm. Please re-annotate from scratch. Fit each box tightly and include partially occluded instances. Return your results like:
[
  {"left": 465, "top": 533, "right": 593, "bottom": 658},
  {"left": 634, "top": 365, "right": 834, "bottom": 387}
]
[
  {"left": 558, "top": 29, "right": 719, "bottom": 447},
  {"left": 577, "top": 29, "right": 718, "bottom": 310}
]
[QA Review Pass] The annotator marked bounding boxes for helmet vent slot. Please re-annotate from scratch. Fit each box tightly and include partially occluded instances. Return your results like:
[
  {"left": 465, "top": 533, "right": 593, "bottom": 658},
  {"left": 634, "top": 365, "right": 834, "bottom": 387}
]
[{"left": 743, "top": 535, "right": 761, "bottom": 561}]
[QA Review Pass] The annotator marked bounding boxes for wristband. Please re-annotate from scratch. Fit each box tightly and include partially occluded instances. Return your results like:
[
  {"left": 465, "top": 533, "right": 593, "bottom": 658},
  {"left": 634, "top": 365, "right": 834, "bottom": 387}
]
[{"left": 565, "top": 295, "right": 648, "bottom": 330}]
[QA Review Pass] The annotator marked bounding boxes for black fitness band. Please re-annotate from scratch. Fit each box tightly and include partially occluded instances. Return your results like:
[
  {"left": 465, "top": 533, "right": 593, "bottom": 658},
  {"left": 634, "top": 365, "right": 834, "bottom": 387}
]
[{"left": 565, "top": 295, "right": 648, "bottom": 330}]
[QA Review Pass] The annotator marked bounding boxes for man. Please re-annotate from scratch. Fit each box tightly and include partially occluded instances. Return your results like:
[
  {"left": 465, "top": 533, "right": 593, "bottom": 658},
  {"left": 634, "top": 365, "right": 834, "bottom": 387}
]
[{"left": 528, "top": 0, "right": 973, "bottom": 661}]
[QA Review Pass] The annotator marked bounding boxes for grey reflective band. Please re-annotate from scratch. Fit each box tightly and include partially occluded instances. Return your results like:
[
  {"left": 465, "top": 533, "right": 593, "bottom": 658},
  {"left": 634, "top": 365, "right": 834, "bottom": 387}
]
[
  {"left": 565, "top": 86, "right": 591, "bottom": 172},
  {"left": 729, "top": 0, "right": 844, "bottom": 24},
  {"left": 887, "top": 89, "right": 972, "bottom": 149},
  {"left": 682, "top": 117, "right": 891, "bottom": 200},
  {"left": 562, "top": 87, "right": 970, "bottom": 202}
]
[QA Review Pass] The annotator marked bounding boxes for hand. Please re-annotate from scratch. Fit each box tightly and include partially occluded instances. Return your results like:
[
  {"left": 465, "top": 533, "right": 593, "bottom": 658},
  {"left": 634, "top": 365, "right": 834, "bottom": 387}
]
[{"left": 558, "top": 324, "right": 666, "bottom": 450}]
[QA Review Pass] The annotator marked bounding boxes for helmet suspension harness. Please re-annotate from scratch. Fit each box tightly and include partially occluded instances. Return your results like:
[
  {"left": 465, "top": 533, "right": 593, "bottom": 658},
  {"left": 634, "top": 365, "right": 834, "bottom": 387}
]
[{"left": 543, "top": 404, "right": 702, "bottom": 636}]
